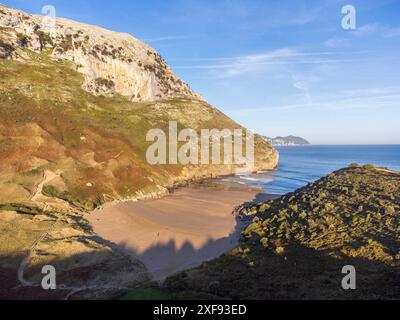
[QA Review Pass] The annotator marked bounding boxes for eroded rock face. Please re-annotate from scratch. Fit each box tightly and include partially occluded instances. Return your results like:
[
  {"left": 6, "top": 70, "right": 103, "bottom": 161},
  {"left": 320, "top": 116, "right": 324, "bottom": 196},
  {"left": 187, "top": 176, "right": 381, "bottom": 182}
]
[{"left": 0, "top": 5, "right": 201, "bottom": 101}]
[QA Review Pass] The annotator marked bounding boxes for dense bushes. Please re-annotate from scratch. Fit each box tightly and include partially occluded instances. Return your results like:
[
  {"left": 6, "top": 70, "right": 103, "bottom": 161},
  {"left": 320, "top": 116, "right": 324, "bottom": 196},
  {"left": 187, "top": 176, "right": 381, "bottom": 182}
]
[
  {"left": 34, "top": 31, "right": 53, "bottom": 51},
  {"left": 242, "top": 165, "right": 399, "bottom": 262},
  {"left": 94, "top": 77, "right": 115, "bottom": 90},
  {"left": 0, "top": 40, "right": 15, "bottom": 58},
  {"left": 164, "top": 165, "right": 400, "bottom": 299},
  {"left": 42, "top": 185, "right": 102, "bottom": 210}
]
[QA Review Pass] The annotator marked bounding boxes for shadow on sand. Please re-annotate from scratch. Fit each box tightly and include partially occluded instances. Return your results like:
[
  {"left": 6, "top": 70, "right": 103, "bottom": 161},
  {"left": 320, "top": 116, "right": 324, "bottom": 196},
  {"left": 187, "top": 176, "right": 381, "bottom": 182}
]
[
  {"left": 95, "top": 213, "right": 247, "bottom": 282},
  {"left": 2, "top": 191, "right": 398, "bottom": 300},
  {"left": 1, "top": 226, "right": 399, "bottom": 300}
]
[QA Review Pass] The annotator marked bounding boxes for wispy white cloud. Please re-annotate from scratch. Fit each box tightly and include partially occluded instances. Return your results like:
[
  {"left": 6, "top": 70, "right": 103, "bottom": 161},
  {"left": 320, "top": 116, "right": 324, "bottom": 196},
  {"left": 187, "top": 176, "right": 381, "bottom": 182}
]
[
  {"left": 323, "top": 23, "right": 400, "bottom": 48},
  {"left": 226, "top": 86, "right": 400, "bottom": 114},
  {"left": 173, "top": 59, "right": 360, "bottom": 70},
  {"left": 222, "top": 48, "right": 295, "bottom": 77},
  {"left": 171, "top": 50, "right": 360, "bottom": 62},
  {"left": 287, "top": 13, "right": 317, "bottom": 26},
  {"left": 352, "top": 23, "right": 380, "bottom": 37},
  {"left": 383, "top": 27, "right": 400, "bottom": 38},
  {"left": 142, "top": 35, "right": 196, "bottom": 43},
  {"left": 291, "top": 73, "right": 320, "bottom": 103},
  {"left": 350, "top": 23, "right": 400, "bottom": 38},
  {"left": 172, "top": 49, "right": 369, "bottom": 76},
  {"left": 324, "top": 38, "right": 349, "bottom": 48},
  {"left": 172, "top": 48, "right": 297, "bottom": 76},
  {"left": 341, "top": 86, "right": 400, "bottom": 96}
]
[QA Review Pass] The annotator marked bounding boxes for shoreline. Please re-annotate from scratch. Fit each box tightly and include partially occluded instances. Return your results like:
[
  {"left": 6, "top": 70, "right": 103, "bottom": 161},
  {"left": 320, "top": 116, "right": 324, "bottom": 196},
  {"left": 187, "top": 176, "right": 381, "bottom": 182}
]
[
  {"left": 86, "top": 179, "right": 279, "bottom": 281},
  {"left": 93, "top": 167, "right": 280, "bottom": 211}
]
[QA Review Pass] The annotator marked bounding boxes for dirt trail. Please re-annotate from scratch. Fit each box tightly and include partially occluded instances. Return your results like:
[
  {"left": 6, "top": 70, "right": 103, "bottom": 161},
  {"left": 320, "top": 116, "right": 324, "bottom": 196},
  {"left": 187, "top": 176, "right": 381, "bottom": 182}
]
[
  {"left": 18, "top": 170, "right": 62, "bottom": 286},
  {"left": 16, "top": 169, "right": 145, "bottom": 299},
  {"left": 17, "top": 168, "right": 63, "bottom": 288},
  {"left": 31, "top": 170, "right": 60, "bottom": 202},
  {"left": 17, "top": 218, "right": 60, "bottom": 287}
]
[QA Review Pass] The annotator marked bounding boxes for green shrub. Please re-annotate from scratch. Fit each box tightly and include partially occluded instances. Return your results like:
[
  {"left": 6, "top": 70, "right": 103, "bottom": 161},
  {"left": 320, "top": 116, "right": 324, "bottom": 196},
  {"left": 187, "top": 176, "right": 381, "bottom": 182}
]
[
  {"left": 349, "top": 163, "right": 360, "bottom": 168},
  {"left": 385, "top": 206, "right": 396, "bottom": 215},
  {"left": 34, "top": 31, "right": 53, "bottom": 51},
  {"left": 95, "top": 77, "right": 115, "bottom": 90},
  {"left": 17, "top": 33, "right": 29, "bottom": 47},
  {"left": 42, "top": 185, "right": 100, "bottom": 210},
  {"left": 0, "top": 203, "right": 42, "bottom": 215},
  {"left": 0, "top": 40, "right": 15, "bottom": 58},
  {"left": 42, "top": 185, "right": 59, "bottom": 198},
  {"left": 260, "top": 237, "right": 269, "bottom": 247}
]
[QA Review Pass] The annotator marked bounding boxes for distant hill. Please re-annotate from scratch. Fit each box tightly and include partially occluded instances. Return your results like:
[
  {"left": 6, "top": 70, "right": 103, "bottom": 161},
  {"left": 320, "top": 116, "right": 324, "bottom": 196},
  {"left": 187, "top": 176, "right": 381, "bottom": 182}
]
[{"left": 263, "top": 135, "right": 310, "bottom": 146}]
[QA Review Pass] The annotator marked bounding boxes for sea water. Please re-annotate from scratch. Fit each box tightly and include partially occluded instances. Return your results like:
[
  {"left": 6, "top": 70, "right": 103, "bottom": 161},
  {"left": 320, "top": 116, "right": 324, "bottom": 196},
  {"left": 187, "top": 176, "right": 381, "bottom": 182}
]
[{"left": 227, "top": 145, "right": 400, "bottom": 195}]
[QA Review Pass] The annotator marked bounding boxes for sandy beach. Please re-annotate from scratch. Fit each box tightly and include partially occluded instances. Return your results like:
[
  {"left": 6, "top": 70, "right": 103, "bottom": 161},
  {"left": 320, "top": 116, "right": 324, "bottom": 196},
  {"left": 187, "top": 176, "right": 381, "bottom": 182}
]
[{"left": 86, "top": 180, "right": 276, "bottom": 280}]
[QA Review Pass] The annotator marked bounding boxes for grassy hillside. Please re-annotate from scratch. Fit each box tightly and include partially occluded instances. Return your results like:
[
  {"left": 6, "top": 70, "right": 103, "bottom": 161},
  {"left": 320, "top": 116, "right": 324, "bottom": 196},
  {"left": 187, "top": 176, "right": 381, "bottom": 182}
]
[
  {"left": 0, "top": 48, "right": 277, "bottom": 210},
  {"left": 164, "top": 165, "right": 400, "bottom": 299},
  {"left": 0, "top": 26, "right": 277, "bottom": 298}
]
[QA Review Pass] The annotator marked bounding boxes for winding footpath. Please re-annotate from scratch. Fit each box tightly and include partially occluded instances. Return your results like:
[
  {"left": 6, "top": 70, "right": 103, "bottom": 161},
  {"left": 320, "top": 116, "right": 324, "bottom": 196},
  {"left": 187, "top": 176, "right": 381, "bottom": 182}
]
[{"left": 16, "top": 170, "right": 147, "bottom": 299}]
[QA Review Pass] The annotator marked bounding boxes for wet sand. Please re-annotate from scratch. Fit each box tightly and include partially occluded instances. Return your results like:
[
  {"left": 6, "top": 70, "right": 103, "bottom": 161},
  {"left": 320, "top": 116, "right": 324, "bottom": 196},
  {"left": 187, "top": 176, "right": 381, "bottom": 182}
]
[{"left": 86, "top": 181, "right": 277, "bottom": 280}]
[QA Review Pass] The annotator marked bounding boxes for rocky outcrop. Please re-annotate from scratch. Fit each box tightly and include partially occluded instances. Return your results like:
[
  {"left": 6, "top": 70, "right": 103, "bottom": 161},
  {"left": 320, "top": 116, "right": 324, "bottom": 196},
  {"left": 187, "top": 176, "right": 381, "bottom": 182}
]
[{"left": 0, "top": 5, "right": 200, "bottom": 101}]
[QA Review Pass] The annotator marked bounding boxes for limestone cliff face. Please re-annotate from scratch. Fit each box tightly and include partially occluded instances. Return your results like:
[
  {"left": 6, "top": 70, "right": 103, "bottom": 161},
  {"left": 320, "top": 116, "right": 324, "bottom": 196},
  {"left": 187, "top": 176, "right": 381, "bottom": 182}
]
[{"left": 0, "top": 5, "right": 200, "bottom": 101}]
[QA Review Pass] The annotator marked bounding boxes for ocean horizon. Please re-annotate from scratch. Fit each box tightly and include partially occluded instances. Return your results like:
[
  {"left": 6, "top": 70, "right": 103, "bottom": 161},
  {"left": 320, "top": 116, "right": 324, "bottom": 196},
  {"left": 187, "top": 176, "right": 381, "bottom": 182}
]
[{"left": 227, "top": 144, "right": 400, "bottom": 195}]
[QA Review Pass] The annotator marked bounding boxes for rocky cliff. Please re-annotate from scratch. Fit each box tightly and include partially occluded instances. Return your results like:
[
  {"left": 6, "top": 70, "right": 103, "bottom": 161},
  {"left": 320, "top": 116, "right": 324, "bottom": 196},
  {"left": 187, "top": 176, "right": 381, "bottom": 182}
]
[{"left": 0, "top": 5, "right": 200, "bottom": 101}]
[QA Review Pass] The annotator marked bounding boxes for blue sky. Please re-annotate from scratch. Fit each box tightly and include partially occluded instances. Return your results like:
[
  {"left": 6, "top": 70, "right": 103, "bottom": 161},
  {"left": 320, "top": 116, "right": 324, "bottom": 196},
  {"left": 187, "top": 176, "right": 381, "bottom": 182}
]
[{"left": 2, "top": 0, "right": 400, "bottom": 144}]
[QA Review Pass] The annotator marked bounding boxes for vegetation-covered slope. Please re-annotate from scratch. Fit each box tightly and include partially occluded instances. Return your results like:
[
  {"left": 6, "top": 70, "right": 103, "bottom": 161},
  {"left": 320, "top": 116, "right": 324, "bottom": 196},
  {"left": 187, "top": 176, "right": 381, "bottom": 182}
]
[
  {"left": 164, "top": 165, "right": 400, "bottom": 299},
  {"left": 0, "top": 48, "right": 277, "bottom": 211},
  {"left": 0, "top": 6, "right": 278, "bottom": 299}
]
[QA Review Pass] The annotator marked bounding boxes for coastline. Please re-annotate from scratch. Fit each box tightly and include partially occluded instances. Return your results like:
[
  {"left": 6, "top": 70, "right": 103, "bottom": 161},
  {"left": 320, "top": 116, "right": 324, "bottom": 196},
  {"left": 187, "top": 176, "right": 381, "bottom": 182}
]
[
  {"left": 92, "top": 167, "right": 280, "bottom": 212},
  {"left": 86, "top": 179, "right": 279, "bottom": 281}
]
